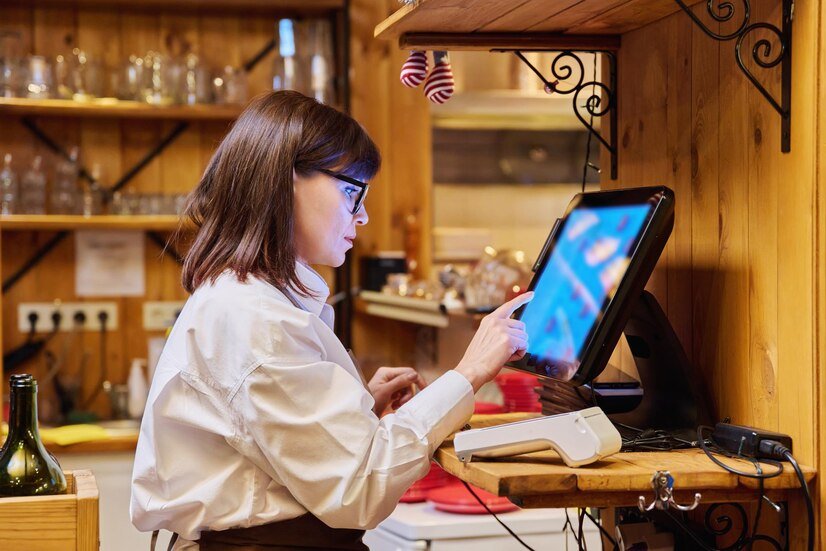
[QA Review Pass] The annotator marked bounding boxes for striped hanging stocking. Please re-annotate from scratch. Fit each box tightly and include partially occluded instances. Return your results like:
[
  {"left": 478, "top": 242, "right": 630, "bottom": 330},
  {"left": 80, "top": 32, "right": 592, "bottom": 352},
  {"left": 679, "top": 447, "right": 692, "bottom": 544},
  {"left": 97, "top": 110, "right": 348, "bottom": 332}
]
[
  {"left": 400, "top": 50, "right": 428, "bottom": 87},
  {"left": 424, "top": 51, "right": 454, "bottom": 104}
]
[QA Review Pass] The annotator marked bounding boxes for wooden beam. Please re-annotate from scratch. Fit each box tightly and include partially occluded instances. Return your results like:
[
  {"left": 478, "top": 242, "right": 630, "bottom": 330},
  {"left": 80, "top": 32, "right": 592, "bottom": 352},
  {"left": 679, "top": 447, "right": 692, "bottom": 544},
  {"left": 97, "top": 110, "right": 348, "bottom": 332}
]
[{"left": 398, "top": 32, "right": 620, "bottom": 52}]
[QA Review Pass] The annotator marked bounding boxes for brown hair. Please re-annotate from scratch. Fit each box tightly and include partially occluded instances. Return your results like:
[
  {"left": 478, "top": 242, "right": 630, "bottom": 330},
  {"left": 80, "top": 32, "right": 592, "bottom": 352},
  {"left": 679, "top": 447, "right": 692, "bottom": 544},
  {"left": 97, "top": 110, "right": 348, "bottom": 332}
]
[{"left": 179, "top": 91, "right": 380, "bottom": 295}]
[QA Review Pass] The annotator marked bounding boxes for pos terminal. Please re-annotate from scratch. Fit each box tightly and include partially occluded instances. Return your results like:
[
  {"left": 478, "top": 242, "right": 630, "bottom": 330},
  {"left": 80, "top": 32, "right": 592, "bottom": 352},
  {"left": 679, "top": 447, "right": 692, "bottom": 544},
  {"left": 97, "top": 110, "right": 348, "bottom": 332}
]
[{"left": 454, "top": 186, "right": 712, "bottom": 467}]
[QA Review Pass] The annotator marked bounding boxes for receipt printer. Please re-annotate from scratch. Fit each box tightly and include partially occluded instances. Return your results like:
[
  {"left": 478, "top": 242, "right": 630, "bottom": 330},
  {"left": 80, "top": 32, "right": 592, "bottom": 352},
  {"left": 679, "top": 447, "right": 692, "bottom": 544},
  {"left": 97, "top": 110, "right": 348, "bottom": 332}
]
[{"left": 453, "top": 407, "right": 622, "bottom": 468}]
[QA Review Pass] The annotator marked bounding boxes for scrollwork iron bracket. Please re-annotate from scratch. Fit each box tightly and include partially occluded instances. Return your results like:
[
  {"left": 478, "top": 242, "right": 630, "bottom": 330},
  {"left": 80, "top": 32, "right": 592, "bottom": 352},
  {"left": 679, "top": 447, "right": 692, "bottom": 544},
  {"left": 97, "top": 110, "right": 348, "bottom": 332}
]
[
  {"left": 675, "top": 0, "right": 793, "bottom": 152},
  {"left": 508, "top": 50, "right": 618, "bottom": 180},
  {"left": 624, "top": 469, "right": 787, "bottom": 550}
]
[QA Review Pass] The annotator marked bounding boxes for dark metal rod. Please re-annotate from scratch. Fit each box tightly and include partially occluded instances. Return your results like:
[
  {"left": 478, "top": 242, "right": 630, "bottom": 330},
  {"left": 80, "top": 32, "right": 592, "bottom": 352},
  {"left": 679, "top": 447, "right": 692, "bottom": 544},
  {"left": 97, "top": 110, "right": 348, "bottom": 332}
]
[
  {"left": 513, "top": 50, "right": 618, "bottom": 180},
  {"left": 780, "top": 0, "right": 792, "bottom": 152},
  {"left": 21, "top": 118, "right": 98, "bottom": 185},
  {"left": 513, "top": 51, "right": 556, "bottom": 90},
  {"left": 109, "top": 121, "right": 189, "bottom": 195},
  {"left": 147, "top": 231, "right": 184, "bottom": 265},
  {"left": 2, "top": 231, "right": 68, "bottom": 293},
  {"left": 243, "top": 37, "right": 276, "bottom": 74}
]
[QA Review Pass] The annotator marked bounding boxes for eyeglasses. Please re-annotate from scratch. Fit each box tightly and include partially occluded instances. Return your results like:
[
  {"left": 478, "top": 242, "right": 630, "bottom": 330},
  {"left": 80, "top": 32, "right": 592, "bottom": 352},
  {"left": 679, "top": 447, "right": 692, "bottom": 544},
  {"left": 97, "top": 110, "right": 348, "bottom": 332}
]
[{"left": 317, "top": 168, "right": 369, "bottom": 215}]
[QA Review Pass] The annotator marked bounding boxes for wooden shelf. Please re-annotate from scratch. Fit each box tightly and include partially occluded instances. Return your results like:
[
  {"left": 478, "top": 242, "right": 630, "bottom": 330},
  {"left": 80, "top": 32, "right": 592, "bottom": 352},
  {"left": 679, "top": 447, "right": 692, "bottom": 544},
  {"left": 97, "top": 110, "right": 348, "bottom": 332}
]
[
  {"left": 3, "top": 0, "right": 344, "bottom": 15},
  {"left": 0, "top": 98, "right": 244, "bottom": 121},
  {"left": 374, "top": 0, "right": 683, "bottom": 49},
  {"left": 357, "top": 291, "right": 449, "bottom": 328},
  {"left": 0, "top": 215, "right": 186, "bottom": 231},
  {"left": 436, "top": 414, "right": 817, "bottom": 509}
]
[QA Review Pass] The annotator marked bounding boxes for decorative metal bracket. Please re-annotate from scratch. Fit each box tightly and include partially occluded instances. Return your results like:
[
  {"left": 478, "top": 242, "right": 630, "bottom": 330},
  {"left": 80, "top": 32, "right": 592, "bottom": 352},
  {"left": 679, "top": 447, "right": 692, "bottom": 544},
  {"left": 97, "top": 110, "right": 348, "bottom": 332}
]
[
  {"left": 638, "top": 470, "right": 702, "bottom": 512},
  {"left": 629, "top": 469, "right": 787, "bottom": 550},
  {"left": 675, "top": 0, "right": 793, "bottom": 152},
  {"left": 511, "top": 50, "right": 618, "bottom": 180}
]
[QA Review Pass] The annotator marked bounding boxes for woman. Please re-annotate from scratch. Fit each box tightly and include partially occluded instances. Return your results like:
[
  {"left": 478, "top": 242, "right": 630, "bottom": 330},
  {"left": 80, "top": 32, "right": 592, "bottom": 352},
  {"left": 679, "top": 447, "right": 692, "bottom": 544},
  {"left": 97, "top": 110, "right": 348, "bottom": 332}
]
[{"left": 131, "top": 91, "right": 532, "bottom": 550}]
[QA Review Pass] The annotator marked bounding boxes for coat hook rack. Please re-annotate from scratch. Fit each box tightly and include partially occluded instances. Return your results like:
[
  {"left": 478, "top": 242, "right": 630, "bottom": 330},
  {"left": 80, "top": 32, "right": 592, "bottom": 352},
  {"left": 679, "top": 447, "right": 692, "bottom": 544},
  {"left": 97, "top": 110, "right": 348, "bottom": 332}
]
[
  {"left": 508, "top": 50, "right": 618, "bottom": 180},
  {"left": 638, "top": 470, "right": 702, "bottom": 512},
  {"left": 675, "top": 0, "right": 793, "bottom": 152},
  {"left": 632, "top": 470, "right": 788, "bottom": 550}
]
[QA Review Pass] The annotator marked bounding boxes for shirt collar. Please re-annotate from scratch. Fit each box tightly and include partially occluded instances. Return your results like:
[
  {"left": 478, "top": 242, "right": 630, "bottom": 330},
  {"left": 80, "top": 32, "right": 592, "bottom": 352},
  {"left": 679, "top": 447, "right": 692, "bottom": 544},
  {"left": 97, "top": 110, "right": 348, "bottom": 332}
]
[{"left": 290, "top": 261, "right": 331, "bottom": 317}]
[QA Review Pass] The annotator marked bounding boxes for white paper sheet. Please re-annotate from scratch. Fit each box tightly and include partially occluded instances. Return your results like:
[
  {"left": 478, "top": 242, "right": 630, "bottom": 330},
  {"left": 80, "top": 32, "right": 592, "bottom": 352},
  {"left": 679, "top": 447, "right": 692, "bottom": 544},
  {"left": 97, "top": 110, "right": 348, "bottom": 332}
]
[{"left": 76, "top": 230, "right": 145, "bottom": 297}]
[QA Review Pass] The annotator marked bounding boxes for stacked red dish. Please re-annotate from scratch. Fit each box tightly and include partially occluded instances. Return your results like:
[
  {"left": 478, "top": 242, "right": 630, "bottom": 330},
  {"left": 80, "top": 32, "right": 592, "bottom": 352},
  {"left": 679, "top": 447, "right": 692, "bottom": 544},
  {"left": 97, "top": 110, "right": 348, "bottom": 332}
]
[
  {"left": 426, "top": 483, "right": 519, "bottom": 514},
  {"left": 473, "top": 401, "right": 505, "bottom": 415},
  {"left": 495, "top": 371, "right": 541, "bottom": 412},
  {"left": 399, "top": 461, "right": 454, "bottom": 503}
]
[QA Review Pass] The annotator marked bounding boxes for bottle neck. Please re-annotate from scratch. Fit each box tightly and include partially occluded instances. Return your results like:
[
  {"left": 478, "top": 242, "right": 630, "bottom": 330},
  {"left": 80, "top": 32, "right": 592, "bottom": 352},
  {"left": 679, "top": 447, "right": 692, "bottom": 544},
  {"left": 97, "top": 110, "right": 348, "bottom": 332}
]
[{"left": 7, "top": 387, "right": 39, "bottom": 441}]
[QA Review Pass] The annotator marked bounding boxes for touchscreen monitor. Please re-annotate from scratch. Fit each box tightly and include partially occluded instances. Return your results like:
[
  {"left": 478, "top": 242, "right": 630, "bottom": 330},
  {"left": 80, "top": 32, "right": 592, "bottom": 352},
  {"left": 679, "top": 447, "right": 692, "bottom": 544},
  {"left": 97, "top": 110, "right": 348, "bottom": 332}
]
[{"left": 508, "top": 186, "right": 674, "bottom": 385}]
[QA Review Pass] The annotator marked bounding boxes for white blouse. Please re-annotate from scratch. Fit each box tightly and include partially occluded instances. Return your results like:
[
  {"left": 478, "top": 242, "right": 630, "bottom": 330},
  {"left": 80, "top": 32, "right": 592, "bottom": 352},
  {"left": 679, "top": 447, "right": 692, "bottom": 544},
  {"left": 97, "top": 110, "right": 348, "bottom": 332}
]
[{"left": 130, "top": 263, "right": 475, "bottom": 544}]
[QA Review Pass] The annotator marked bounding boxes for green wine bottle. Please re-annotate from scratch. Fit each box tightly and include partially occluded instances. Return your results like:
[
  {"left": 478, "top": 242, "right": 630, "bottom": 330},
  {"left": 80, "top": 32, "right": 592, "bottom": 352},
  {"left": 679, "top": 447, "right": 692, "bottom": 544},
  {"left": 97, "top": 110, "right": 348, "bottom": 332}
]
[{"left": 0, "top": 374, "right": 67, "bottom": 497}]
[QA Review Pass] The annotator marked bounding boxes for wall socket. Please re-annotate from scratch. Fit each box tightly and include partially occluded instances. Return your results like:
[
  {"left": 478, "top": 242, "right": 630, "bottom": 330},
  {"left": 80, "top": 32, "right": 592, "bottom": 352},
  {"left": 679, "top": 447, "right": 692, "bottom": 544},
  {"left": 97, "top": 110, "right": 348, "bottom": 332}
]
[
  {"left": 142, "top": 301, "right": 185, "bottom": 331},
  {"left": 18, "top": 302, "right": 119, "bottom": 333}
]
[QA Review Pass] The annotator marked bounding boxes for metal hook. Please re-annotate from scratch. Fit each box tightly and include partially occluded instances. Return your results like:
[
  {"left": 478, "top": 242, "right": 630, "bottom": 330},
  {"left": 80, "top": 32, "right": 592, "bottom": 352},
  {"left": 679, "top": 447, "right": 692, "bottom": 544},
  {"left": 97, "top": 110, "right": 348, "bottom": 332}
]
[{"left": 638, "top": 470, "right": 702, "bottom": 512}]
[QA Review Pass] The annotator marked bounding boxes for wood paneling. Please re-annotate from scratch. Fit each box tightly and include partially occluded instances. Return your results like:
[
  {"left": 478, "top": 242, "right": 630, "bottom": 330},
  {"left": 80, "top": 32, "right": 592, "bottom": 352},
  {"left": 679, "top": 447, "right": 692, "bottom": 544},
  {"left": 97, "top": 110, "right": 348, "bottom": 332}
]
[
  {"left": 0, "top": 4, "right": 279, "bottom": 418},
  {"left": 349, "top": 0, "right": 432, "bottom": 378},
  {"left": 613, "top": 3, "right": 821, "bottom": 545}
]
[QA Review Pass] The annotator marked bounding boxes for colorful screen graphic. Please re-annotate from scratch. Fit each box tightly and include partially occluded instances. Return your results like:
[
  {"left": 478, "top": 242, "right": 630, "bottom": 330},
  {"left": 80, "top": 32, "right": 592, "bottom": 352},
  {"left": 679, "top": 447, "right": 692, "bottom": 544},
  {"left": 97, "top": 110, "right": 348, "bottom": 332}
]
[{"left": 520, "top": 203, "right": 653, "bottom": 379}]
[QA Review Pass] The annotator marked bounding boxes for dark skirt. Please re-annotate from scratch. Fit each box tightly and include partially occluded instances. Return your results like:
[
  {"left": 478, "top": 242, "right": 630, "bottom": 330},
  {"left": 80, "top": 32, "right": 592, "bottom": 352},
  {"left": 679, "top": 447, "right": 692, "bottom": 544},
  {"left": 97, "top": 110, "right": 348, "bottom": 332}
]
[{"left": 197, "top": 514, "right": 368, "bottom": 551}]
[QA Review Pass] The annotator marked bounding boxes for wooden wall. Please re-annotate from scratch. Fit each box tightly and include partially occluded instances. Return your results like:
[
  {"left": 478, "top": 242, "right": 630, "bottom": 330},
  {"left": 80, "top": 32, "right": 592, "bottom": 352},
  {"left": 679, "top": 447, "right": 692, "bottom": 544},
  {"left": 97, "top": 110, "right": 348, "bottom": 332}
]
[
  {"left": 0, "top": 1, "right": 432, "bottom": 415},
  {"left": 0, "top": 4, "right": 303, "bottom": 418},
  {"left": 608, "top": 0, "right": 821, "bottom": 544},
  {"left": 349, "top": 0, "right": 434, "bottom": 376}
]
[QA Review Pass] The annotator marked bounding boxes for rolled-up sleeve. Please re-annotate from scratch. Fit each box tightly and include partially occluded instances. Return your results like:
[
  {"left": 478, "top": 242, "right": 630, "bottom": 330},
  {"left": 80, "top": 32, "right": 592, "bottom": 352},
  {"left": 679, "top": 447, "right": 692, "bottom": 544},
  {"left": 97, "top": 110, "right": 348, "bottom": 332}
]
[{"left": 234, "top": 359, "right": 474, "bottom": 530}]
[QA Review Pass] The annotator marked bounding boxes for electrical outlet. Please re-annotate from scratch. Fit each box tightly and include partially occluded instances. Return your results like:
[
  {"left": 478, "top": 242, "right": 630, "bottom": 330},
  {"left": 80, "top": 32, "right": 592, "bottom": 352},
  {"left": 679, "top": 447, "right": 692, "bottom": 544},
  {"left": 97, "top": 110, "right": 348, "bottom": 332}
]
[
  {"left": 142, "top": 301, "right": 185, "bottom": 331},
  {"left": 18, "top": 302, "right": 119, "bottom": 333}
]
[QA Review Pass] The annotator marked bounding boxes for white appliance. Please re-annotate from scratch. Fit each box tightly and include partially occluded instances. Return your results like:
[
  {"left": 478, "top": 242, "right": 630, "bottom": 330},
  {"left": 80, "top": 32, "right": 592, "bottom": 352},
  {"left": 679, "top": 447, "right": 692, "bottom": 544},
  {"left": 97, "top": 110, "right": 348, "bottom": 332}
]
[{"left": 365, "top": 502, "right": 601, "bottom": 551}]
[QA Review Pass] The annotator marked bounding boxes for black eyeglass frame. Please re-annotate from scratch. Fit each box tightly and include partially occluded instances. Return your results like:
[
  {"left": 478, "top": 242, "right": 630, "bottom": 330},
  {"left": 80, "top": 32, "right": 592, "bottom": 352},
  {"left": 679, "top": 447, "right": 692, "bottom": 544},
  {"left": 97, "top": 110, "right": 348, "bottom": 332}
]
[{"left": 317, "top": 168, "right": 370, "bottom": 215}]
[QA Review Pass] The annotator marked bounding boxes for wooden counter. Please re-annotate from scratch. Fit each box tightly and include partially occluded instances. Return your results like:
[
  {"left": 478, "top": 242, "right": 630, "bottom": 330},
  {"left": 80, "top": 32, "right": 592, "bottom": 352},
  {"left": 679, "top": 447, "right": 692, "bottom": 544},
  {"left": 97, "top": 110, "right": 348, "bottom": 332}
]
[
  {"left": 46, "top": 433, "right": 139, "bottom": 455},
  {"left": 435, "top": 415, "right": 816, "bottom": 509}
]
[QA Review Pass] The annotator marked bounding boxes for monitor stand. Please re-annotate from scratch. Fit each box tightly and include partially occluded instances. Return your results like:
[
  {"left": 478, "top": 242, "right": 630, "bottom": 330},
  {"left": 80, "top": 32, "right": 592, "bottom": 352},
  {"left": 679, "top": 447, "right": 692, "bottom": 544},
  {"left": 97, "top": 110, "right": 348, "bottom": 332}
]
[{"left": 594, "top": 290, "right": 714, "bottom": 434}]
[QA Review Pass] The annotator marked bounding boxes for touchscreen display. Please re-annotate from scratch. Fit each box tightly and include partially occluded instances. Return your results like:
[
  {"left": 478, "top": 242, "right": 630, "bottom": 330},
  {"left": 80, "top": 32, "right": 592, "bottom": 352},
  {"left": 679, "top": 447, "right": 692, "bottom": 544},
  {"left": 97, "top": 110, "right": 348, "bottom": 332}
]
[{"left": 519, "top": 203, "right": 654, "bottom": 379}]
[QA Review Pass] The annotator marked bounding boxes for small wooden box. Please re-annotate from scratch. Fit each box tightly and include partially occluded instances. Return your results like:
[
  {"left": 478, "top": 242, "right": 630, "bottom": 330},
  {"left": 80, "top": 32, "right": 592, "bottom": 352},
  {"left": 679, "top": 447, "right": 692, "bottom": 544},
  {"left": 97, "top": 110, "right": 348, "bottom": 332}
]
[{"left": 0, "top": 470, "right": 99, "bottom": 550}]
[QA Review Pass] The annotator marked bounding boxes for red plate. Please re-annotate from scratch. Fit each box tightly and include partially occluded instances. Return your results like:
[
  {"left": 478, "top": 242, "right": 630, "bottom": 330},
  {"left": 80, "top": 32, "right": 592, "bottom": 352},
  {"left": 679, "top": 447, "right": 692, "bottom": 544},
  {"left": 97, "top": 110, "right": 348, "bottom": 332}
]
[
  {"left": 474, "top": 401, "right": 505, "bottom": 414},
  {"left": 399, "top": 486, "right": 429, "bottom": 503},
  {"left": 427, "top": 484, "right": 519, "bottom": 514}
]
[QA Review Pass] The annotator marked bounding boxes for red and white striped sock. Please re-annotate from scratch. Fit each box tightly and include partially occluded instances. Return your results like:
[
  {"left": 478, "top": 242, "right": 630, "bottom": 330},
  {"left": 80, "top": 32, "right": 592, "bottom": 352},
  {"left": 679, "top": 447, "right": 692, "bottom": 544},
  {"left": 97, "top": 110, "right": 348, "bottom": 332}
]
[
  {"left": 400, "top": 50, "right": 428, "bottom": 88},
  {"left": 424, "top": 51, "right": 454, "bottom": 104}
]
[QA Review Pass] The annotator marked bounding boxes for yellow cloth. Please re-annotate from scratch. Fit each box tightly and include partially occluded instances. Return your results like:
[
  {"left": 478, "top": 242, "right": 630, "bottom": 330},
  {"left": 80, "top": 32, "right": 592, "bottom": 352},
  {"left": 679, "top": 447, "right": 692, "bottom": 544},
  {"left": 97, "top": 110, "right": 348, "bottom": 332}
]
[{"left": 39, "top": 424, "right": 110, "bottom": 446}]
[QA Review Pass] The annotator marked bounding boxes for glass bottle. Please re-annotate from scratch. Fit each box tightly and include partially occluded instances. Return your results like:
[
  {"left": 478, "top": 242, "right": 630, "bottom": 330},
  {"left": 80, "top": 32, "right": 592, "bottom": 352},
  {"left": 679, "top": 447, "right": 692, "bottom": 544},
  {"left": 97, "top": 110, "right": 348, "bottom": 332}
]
[
  {"left": 273, "top": 19, "right": 302, "bottom": 92},
  {"left": 0, "top": 374, "right": 67, "bottom": 497},
  {"left": 26, "top": 55, "right": 53, "bottom": 99},
  {"left": 51, "top": 147, "right": 80, "bottom": 214},
  {"left": 309, "top": 20, "right": 335, "bottom": 104},
  {"left": 82, "top": 162, "right": 105, "bottom": 217},
  {"left": 0, "top": 153, "right": 18, "bottom": 215},
  {"left": 20, "top": 156, "right": 47, "bottom": 215}
]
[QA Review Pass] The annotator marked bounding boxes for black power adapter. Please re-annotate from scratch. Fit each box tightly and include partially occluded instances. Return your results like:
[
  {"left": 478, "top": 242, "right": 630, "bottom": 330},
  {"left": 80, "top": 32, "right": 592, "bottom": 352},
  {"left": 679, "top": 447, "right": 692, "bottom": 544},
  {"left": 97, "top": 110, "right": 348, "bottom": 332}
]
[{"left": 711, "top": 422, "right": 793, "bottom": 460}]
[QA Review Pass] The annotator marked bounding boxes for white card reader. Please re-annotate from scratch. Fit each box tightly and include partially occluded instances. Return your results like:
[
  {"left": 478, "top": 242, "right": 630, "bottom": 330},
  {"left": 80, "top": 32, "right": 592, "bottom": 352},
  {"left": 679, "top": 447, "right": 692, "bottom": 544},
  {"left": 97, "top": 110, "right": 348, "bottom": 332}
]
[{"left": 454, "top": 407, "right": 622, "bottom": 468}]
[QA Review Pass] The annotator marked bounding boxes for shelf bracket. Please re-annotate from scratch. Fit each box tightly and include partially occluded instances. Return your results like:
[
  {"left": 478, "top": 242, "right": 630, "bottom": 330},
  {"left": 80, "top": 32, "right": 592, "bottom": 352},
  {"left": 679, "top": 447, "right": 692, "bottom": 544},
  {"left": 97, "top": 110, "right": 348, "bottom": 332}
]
[
  {"left": 674, "top": 0, "right": 793, "bottom": 152},
  {"left": 509, "top": 50, "right": 618, "bottom": 180},
  {"left": 620, "top": 498, "right": 788, "bottom": 550}
]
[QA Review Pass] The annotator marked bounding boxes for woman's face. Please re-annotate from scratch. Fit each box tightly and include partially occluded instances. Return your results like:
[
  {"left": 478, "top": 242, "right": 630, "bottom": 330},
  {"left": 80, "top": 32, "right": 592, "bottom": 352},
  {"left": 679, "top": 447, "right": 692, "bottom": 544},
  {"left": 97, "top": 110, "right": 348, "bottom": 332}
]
[{"left": 293, "top": 170, "right": 369, "bottom": 267}]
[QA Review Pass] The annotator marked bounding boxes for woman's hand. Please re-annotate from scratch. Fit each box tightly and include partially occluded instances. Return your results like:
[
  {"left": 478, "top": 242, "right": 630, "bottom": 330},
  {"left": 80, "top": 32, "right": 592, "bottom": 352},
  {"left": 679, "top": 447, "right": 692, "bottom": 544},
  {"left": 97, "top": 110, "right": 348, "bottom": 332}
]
[
  {"left": 454, "top": 292, "right": 534, "bottom": 393},
  {"left": 368, "top": 367, "right": 428, "bottom": 416}
]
